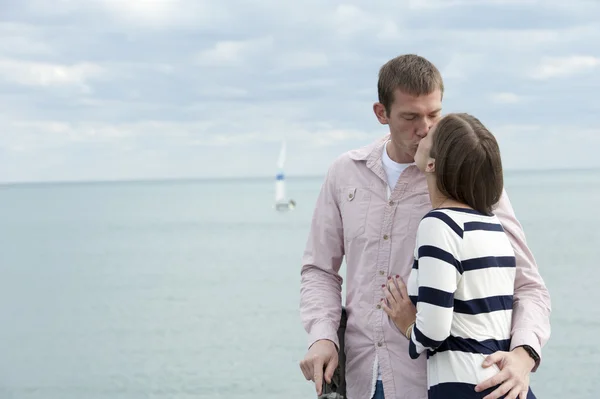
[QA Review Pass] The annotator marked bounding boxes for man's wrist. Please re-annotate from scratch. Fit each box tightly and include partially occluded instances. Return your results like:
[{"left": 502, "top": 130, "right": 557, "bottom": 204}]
[
  {"left": 310, "top": 338, "right": 339, "bottom": 352},
  {"left": 510, "top": 329, "right": 542, "bottom": 372},
  {"left": 513, "top": 345, "right": 538, "bottom": 370},
  {"left": 307, "top": 321, "right": 341, "bottom": 352}
]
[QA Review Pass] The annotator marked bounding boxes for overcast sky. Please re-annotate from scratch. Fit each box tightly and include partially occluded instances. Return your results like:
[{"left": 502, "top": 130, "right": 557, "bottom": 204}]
[{"left": 1, "top": 0, "right": 599, "bottom": 183}]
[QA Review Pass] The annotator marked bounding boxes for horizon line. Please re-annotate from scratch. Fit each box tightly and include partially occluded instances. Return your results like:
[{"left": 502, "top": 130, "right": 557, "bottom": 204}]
[{"left": 1, "top": 166, "right": 599, "bottom": 187}]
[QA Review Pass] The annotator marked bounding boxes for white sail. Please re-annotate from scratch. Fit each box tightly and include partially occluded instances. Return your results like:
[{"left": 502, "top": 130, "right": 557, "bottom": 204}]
[
  {"left": 275, "top": 141, "right": 286, "bottom": 203},
  {"left": 277, "top": 140, "right": 286, "bottom": 170},
  {"left": 274, "top": 140, "right": 295, "bottom": 211}
]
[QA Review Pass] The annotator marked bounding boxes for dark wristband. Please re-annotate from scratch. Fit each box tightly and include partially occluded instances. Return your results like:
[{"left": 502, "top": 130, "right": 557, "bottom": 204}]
[{"left": 519, "top": 345, "right": 540, "bottom": 363}]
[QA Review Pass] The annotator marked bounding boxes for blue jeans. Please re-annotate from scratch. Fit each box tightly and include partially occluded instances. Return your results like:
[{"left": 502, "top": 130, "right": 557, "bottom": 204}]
[{"left": 372, "top": 380, "right": 384, "bottom": 399}]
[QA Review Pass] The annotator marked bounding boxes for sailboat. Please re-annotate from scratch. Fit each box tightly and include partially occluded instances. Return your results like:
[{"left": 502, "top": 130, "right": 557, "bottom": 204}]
[{"left": 274, "top": 140, "right": 296, "bottom": 211}]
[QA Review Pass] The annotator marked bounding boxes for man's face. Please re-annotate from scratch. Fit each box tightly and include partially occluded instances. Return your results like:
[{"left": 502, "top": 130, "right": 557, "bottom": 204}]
[
  {"left": 414, "top": 121, "right": 437, "bottom": 173},
  {"left": 374, "top": 88, "right": 442, "bottom": 160}
]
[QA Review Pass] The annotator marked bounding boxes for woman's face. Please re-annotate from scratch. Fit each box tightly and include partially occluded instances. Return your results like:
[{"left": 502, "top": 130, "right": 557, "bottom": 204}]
[{"left": 414, "top": 122, "right": 437, "bottom": 173}]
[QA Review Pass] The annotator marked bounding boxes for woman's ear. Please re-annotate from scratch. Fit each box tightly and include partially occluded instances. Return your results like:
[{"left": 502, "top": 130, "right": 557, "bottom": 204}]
[{"left": 425, "top": 158, "right": 435, "bottom": 173}]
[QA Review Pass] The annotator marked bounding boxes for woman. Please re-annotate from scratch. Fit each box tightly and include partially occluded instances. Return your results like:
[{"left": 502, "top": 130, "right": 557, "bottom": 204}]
[{"left": 382, "top": 113, "right": 536, "bottom": 399}]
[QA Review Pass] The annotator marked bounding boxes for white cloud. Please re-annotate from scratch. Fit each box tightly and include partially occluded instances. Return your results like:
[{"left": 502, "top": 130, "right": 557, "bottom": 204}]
[
  {"left": 195, "top": 36, "right": 274, "bottom": 67},
  {"left": 377, "top": 20, "right": 402, "bottom": 40},
  {"left": 0, "top": 112, "right": 378, "bottom": 182},
  {"left": 530, "top": 55, "right": 600, "bottom": 79},
  {"left": 408, "top": 0, "right": 541, "bottom": 8},
  {"left": 1, "top": 0, "right": 600, "bottom": 182},
  {"left": 101, "top": 0, "right": 185, "bottom": 21},
  {"left": 0, "top": 120, "right": 139, "bottom": 154},
  {"left": 333, "top": 4, "right": 374, "bottom": 36},
  {"left": 309, "top": 129, "right": 373, "bottom": 147},
  {"left": 489, "top": 92, "right": 525, "bottom": 104},
  {"left": 406, "top": 0, "right": 584, "bottom": 10},
  {"left": 493, "top": 124, "right": 542, "bottom": 137},
  {"left": 441, "top": 53, "right": 486, "bottom": 80},
  {"left": 0, "top": 59, "right": 103, "bottom": 88},
  {"left": 492, "top": 124, "right": 600, "bottom": 171},
  {"left": 21, "top": 0, "right": 229, "bottom": 29},
  {"left": 0, "top": 23, "right": 55, "bottom": 56},
  {"left": 190, "top": 127, "right": 373, "bottom": 148},
  {"left": 101, "top": 0, "right": 230, "bottom": 28},
  {"left": 0, "top": 116, "right": 371, "bottom": 152},
  {"left": 200, "top": 86, "right": 250, "bottom": 99},
  {"left": 404, "top": 25, "right": 600, "bottom": 59},
  {"left": 269, "top": 78, "right": 337, "bottom": 91},
  {"left": 275, "top": 51, "right": 329, "bottom": 70},
  {"left": 332, "top": 4, "right": 403, "bottom": 41}
]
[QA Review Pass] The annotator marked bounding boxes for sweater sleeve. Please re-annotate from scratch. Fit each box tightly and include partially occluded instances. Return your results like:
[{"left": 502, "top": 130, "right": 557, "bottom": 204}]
[{"left": 409, "top": 212, "right": 463, "bottom": 359}]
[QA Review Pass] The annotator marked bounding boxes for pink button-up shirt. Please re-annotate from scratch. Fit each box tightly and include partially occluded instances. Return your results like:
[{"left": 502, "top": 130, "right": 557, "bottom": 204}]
[{"left": 300, "top": 136, "right": 551, "bottom": 399}]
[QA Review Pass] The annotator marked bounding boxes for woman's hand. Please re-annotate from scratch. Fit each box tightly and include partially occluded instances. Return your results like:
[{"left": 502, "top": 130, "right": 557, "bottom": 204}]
[{"left": 380, "top": 276, "right": 417, "bottom": 336}]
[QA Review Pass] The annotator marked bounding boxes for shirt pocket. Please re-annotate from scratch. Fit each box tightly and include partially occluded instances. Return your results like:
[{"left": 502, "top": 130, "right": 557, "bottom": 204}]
[{"left": 340, "top": 187, "right": 371, "bottom": 241}]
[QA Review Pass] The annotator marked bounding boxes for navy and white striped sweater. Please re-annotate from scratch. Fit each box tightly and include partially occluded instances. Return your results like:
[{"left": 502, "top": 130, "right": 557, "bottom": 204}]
[{"left": 407, "top": 207, "right": 536, "bottom": 399}]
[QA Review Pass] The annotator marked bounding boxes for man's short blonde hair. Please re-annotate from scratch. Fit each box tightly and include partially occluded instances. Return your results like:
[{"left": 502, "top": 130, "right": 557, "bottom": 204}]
[{"left": 377, "top": 54, "right": 444, "bottom": 115}]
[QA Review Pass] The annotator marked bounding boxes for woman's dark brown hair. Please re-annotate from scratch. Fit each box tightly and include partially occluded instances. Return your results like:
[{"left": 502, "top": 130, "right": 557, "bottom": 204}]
[{"left": 430, "top": 113, "right": 503, "bottom": 215}]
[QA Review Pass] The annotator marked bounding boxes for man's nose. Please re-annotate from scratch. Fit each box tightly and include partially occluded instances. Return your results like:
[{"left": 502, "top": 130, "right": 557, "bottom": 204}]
[
  {"left": 416, "top": 120, "right": 431, "bottom": 138},
  {"left": 417, "top": 116, "right": 437, "bottom": 138}
]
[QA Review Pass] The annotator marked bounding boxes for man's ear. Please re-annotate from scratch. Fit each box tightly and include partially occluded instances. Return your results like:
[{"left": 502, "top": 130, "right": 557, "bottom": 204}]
[{"left": 373, "top": 102, "right": 388, "bottom": 125}]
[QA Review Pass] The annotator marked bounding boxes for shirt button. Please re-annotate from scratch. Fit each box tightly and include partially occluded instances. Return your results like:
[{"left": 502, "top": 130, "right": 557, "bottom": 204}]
[
  {"left": 379, "top": 270, "right": 385, "bottom": 275},
  {"left": 383, "top": 234, "right": 389, "bottom": 240},
  {"left": 377, "top": 342, "right": 383, "bottom": 347},
  {"left": 376, "top": 304, "right": 381, "bottom": 309},
  {"left": 388, "top": 200, "right": 394, "bottom": 206},
  {"left": 348, "top": 193, "right": 354, "bottom": 199}
]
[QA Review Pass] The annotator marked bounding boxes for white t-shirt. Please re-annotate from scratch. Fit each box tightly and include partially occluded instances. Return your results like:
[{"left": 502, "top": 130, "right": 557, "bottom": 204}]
[{"left": 382, "top": 140, "right": 413, "bottom": 192}]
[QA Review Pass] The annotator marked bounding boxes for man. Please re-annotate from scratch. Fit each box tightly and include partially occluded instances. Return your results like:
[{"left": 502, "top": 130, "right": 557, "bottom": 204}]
[{"left": 299, "top": 54, "right": 551, "bottom": 399}]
